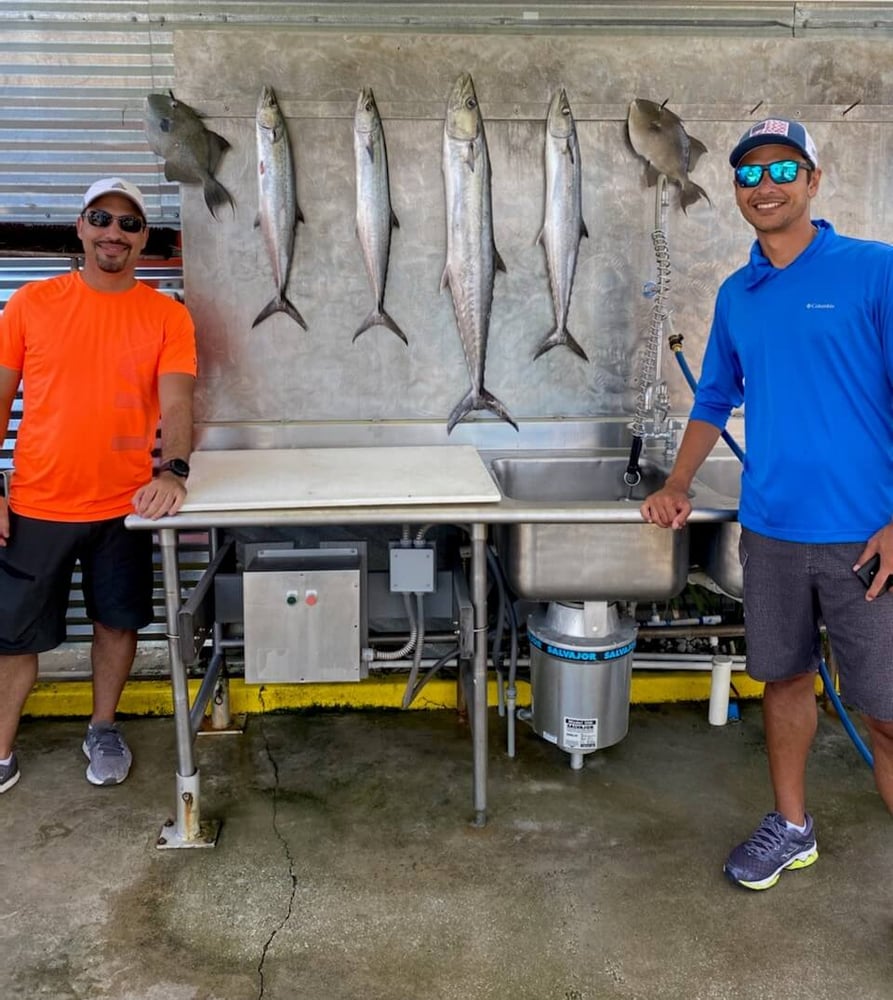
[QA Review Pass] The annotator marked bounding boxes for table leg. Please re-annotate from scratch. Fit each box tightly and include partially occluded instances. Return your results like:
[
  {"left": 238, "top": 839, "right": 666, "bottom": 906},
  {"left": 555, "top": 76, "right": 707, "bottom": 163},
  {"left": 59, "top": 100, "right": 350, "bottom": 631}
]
[
  {"left": 471, "top": 522, "right": 488, "bottom": 827},
  {"left": 156, "top": 527, "right": 219, "bottom": 849}
]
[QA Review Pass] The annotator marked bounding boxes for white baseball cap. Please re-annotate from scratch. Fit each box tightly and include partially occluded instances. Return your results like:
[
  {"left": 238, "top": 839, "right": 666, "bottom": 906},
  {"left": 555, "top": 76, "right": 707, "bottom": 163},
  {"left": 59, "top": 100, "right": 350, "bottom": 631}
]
[{"left": 82, "top": 177, "right": 147, "bottom": 218}]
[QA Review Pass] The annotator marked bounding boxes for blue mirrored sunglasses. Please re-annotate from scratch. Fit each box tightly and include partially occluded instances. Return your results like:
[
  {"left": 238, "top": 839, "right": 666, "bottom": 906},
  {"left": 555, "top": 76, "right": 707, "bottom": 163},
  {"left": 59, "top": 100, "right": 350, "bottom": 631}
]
[{"left": 734, "top": 159, "right": 812, "bottom": 188}]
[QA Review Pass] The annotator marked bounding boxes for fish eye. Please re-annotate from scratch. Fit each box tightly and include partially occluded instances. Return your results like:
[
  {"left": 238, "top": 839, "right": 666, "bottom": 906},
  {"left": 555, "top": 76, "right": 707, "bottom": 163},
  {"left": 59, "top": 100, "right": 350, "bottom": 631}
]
[{"left": 465, "top": 97, "right": 477, "bottom": 110}]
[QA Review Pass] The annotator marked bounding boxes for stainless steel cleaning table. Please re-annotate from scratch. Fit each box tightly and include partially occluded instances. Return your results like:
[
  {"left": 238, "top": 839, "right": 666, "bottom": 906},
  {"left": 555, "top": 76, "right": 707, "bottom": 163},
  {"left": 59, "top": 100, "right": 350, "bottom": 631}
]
[{"left": 126, "top": 444, "right": 738, "bottom": 847}]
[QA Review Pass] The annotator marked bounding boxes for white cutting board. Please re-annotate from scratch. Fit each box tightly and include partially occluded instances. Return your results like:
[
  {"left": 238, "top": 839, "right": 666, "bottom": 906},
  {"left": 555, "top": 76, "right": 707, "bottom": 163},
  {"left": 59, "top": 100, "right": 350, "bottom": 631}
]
[{"left": 179, "top": 446, "right": 501, "bottom": 512}]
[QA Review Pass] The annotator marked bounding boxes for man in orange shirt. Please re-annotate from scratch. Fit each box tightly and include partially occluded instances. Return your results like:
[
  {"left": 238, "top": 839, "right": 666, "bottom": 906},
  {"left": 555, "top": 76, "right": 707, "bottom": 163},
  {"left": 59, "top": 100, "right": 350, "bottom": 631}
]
[{"left": 0, "top": 177, "right": 197, "bottom": 791}]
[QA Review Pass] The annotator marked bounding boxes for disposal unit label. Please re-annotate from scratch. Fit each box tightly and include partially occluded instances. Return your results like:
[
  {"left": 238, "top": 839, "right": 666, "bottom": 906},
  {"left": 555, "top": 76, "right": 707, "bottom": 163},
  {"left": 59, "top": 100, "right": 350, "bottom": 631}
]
[{"left": 564, "top": 716, "right": 598, "bottom": 750}]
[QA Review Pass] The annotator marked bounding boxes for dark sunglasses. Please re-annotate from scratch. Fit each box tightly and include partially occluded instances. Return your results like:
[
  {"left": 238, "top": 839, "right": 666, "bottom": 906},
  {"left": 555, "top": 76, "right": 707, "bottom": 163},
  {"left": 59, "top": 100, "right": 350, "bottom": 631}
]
[
  {"left": 734, "top": 159, "right": 812, "bottom": 189},
  {"left": 81, "top": 208, "right": 146, "bottom": 233}
]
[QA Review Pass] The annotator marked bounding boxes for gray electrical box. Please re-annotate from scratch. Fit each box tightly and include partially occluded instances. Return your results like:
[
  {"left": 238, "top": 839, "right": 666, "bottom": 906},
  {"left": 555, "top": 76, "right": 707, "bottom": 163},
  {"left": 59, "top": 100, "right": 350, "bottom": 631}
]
[
  {"left": 243, "top": 548, "right": 362, "bottom": 684},
  {"left": 388, "top": 543, "right": 436, "bottom": 593}
]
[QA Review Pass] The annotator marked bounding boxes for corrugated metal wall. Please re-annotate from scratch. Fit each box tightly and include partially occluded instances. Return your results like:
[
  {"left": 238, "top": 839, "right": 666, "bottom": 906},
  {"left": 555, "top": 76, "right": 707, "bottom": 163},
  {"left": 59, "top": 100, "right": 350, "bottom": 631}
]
[{"left": 1, "top": 2, "right": 891, "bottom": 226}]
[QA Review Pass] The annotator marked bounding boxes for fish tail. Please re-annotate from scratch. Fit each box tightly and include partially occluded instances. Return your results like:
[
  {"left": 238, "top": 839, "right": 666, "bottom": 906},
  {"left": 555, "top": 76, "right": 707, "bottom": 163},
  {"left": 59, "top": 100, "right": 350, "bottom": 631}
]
[
  {"left": 252, "top": 295, "right": 308, "bottom": 331},
  {"left": 446, "top": 388, "right": 518, "bottom": 434},
  {"left": 533, "top": 326, "right": 589, "bottom": 362},
  {"left": 352, "top": 307, "right": 408, "bottom": 345},
  {"left": 203, "top": 176, "right": 236, "bottom": 219},
  {"left": 680, "top": 180, "right": 710, "bottom": 214}
]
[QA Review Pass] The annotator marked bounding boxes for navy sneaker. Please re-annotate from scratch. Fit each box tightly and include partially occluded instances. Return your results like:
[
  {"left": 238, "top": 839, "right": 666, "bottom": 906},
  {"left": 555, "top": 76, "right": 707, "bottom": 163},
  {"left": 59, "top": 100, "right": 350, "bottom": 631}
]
[
  {"left": 724, "top": 811, "right": 818, "bottom": 890},
  {"left": 0, "top": 753, "right": 20, "bottom": 793},
  {"left": 82, "top": 723, "right": 132, "bottom": 786}
]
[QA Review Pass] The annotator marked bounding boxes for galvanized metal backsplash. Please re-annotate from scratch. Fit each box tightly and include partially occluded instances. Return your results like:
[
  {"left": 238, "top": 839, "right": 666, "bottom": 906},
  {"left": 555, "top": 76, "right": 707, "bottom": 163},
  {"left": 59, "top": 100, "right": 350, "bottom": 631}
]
[{"left": 1, "top": 4, "right": 892, "bottom": 436}]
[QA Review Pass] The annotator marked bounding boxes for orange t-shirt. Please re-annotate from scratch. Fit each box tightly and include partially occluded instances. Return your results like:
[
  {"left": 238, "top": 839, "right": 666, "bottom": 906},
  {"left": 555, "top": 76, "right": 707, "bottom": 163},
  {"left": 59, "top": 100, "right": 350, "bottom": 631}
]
[{"left": 0, "top": 272, "right": 197, "bottom": 521}]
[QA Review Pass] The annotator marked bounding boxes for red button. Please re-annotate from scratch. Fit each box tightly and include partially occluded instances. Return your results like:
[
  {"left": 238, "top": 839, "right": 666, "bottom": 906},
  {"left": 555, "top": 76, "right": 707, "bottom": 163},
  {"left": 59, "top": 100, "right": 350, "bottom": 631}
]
[{"left": 305, "top": 591, "right": 318, "bottom": 606}]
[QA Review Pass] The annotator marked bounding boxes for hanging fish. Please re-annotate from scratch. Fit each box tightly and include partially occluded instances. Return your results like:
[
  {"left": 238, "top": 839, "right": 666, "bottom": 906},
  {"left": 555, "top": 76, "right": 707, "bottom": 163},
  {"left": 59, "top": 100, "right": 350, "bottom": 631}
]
[
  {"left": 535, "top": 88, "right": 589, "bottom": 361},
  {"left": 253, "top": 84, "right": 307, "bottom": 330},
  {"left": 626, "top": 98, "right": 710, "bottom": 212},
  {"left": 441, "top": 73, "right": 517, "bottom": 434},
  {"left": 143, "top": 91, "right": 235, "bottom": 219},
  {"left": 352, "top": 88, "right": 407, "bottom": 344}
]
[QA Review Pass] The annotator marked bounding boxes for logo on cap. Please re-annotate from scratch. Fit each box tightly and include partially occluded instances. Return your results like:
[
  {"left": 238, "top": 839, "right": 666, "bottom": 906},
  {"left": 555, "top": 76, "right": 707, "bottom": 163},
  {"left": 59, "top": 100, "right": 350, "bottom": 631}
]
[{"left": 748, "top": 120, "right": 792, "bottom": 139}]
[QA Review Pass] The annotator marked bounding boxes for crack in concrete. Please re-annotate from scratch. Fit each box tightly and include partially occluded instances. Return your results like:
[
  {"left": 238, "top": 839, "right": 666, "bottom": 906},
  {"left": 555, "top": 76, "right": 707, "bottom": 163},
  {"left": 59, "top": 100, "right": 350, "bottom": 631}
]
[{"left": 255, "top": 690, "right": 298, "bottom": 999}]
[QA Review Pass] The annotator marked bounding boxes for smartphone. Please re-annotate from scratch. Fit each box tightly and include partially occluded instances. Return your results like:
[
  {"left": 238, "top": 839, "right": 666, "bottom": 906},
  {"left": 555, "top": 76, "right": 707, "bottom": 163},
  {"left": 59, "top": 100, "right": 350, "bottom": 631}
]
[{"left": 854, "top": 553, "right": 893, "bottom": 595}]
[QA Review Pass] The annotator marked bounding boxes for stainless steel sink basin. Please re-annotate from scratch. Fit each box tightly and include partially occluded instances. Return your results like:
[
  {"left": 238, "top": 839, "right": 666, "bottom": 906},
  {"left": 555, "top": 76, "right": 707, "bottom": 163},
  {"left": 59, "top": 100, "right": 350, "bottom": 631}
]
[
  {"left": 490, "top": 456, "right": 690, "bottom": 601},
  {"left": 691, "top": 456, "right": 743, "bottom": 598}
]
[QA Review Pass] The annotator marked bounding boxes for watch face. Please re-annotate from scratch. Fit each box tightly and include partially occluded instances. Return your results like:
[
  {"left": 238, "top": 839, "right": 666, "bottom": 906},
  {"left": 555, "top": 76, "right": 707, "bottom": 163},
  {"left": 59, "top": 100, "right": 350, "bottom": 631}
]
[{"left": 163, "top": 458, "right": 190, "bottom": 478}]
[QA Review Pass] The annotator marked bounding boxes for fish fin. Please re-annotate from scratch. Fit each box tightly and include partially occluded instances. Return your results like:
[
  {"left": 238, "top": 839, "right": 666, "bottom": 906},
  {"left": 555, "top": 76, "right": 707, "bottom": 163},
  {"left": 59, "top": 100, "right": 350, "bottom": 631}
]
[
  {"left": 463, "top": 141, "right": 476, "bottom": 173},
  {"left": 202, "top": 176, "right": 236, "bottom": 220},
  {"left": 495, "top": 248, "right": 507, "bottom": 273},
  {"left": 364, "top": 133, "right": 375, "bottom": 163},
  {"left": 580, "top": 219, "right": 589, "bottom": 240},
  {"left": 533, "top": 327, "right": 589, "bottom": 362},
  {"left": 254, "top": 213, "right": 260, "bottom": 229},
  {"left": 688, "top": 135, "right": 709, "bottom": 170},
  {"left": 352, "top": 308, "right": 408, "bottom": 346},
  {"left": 159, "top": 117, "right": 173, "bottom": 135},
  {"left": 644, "top": 164, "right": 660, "bottom": 188},
  {"left": 535, "top": 226, "right": 544, "bottom": 247},
  {"left": 440, "top": 266, "right": 450, "bottom": 294},
  {"left": 479, "top": 389, "right": 519, "bottom": 431},
  {"left": 251, "top": 296, "right": 308, "bottom": 331},
  {"left": 163, "top": 162, "right": 194, "bottom": 183},
  {"left": 446, "top": 388, "right": 518, "bottom": 434},
  {"left": 296, "top": 205, "right": 305, "bottom": 225},
  {"left": 680, "top": 180, "right": 711, "bottom": 214},
  {"left": 206, "top": 131, "right": 231, "bottom": 173},
  {"left": 566, "top": 139, "right": 576, "bottom": 165},
  {"left": 390, "top": 209, "right": 400, "bottom": 230}
]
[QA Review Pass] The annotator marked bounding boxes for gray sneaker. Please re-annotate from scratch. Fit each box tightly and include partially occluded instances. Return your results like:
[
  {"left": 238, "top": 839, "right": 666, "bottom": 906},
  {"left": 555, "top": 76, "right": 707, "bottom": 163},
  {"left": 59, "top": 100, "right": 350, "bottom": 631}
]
[
  {"left": 724, "top": 811, "right": 818, "bottom": 890},
  {"left": 0, "top": 753, "right": 20, "bottom": 793},
  {"left": 82, "top": 723, "right": 132, "bottom": 786}
]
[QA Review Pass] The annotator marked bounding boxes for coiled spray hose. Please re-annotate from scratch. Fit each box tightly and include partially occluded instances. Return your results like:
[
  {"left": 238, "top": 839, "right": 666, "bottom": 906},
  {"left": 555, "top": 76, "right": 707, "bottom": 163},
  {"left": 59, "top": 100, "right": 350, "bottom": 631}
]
[{"left": 625, "top": 226, "right": 672, "bottom": 487}]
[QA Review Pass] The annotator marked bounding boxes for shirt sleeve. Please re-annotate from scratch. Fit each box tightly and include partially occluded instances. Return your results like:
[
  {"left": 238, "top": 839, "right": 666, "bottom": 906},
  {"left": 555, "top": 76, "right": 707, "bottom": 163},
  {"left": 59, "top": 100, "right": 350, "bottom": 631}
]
[
  {"left": 689, "top": 283, "right": 744, "bottom": 431},
  {"left": 0, "top": 286, "right": 27, "bottom": 372},
  {"left": 158, "top": 299, "right": 198, "bottom": 377}
]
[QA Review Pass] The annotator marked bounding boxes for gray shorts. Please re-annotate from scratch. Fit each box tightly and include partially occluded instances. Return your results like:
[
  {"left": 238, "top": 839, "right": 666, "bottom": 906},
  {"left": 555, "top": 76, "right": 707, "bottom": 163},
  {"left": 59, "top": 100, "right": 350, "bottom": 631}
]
[{"left": 740, "top": 527, "right": 893, "bottom": 721}]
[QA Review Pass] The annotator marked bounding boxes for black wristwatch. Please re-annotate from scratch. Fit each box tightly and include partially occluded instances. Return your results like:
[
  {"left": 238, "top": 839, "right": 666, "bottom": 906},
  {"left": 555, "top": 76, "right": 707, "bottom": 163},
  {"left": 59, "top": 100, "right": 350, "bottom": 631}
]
[{"left": 159, "top": 458, "right": 190, "bottom": 479}]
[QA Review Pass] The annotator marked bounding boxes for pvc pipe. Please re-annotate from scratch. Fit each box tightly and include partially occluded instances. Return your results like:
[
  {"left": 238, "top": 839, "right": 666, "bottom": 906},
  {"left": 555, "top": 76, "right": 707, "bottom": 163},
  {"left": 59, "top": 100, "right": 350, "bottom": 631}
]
[{"left": 708, "top": 655, "right": 734, "bottom": 726}]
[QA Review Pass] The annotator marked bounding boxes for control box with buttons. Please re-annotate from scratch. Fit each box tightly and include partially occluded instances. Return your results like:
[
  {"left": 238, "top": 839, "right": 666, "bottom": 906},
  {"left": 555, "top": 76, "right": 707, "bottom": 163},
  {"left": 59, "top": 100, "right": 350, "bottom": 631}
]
[{"left": 243, "top": 548, "right": 361, "bottom": 683}]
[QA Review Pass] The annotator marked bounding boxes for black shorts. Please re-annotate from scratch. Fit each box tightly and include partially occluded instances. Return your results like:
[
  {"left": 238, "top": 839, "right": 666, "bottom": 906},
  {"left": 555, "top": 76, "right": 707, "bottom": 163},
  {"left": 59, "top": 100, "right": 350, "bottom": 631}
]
[
  {"left": 740, "top": 527, "right": 893, "bottom": 721},
  {"left": 0, "top": 512, "right": 154, "bottom": 654}
]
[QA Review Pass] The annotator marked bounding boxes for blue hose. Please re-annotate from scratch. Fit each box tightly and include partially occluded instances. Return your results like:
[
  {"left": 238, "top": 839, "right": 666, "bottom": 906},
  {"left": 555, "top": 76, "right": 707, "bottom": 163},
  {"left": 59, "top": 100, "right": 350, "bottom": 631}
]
[
  {"left": 672, "top": 348, "right": 746, "bottom": 463},
  {"left": 817, "top": 660, "right": 875, "bottom": 767},
  {"left": 672, "top": 345, "right": 874, "bottom": 770}
]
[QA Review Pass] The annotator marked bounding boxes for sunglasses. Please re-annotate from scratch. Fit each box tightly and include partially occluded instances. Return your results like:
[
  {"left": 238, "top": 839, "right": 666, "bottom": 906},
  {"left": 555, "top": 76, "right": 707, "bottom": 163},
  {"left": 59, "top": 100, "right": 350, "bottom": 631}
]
[
  {"left": 81, "top": 208, "right": 146, "bottom": 233},
  {"left": 734, "top": 159, "right": 812, "bottom": 189}
]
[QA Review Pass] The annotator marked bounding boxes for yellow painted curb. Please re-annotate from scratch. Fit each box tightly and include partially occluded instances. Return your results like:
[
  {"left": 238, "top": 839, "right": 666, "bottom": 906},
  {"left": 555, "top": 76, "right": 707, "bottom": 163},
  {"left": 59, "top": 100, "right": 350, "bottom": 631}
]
[{"left": 22, "top": 671, "right": 771, "bottom": 719}]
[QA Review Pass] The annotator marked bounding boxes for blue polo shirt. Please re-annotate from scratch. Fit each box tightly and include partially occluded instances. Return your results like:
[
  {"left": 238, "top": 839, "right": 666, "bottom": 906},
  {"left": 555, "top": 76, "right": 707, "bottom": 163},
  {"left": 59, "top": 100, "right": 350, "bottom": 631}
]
[{"left": 691, "top": 220, "right": 893, "bottom": 543}]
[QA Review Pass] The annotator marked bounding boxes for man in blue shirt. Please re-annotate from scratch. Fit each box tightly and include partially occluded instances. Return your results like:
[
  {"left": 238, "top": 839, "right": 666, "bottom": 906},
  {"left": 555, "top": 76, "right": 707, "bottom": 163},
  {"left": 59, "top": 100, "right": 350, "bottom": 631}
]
[{"left": 641, "top": 118, "right": 893, "bottom": 890}]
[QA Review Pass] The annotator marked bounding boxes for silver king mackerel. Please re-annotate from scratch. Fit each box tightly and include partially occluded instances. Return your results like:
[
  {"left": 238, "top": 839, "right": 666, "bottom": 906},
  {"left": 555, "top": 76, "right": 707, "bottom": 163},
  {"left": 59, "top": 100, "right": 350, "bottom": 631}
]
[
  {"left": 535, "top": 88, "right": 589, "bottom": 361},
  {"left": 353, "top": 88, "right": 407, "bottom": 344},
  {"left": 253, "top": 84, "right": 307, "bottom": 330},
  {"left": 441, "top": 73, "right": 517, "bottom": 433}
]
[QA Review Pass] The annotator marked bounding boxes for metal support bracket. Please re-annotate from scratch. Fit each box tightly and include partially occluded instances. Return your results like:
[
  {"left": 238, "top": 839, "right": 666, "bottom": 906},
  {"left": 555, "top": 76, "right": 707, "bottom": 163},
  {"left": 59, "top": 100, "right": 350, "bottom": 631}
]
[{"left": 156, "top": 770, "right": 221, "bottom": 849}]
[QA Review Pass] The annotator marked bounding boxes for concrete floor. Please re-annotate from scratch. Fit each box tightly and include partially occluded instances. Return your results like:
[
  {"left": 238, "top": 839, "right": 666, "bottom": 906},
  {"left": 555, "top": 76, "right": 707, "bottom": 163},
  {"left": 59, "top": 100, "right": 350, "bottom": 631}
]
[{"left": 1, "top": 701, "right": 890, "bottom": 1000}]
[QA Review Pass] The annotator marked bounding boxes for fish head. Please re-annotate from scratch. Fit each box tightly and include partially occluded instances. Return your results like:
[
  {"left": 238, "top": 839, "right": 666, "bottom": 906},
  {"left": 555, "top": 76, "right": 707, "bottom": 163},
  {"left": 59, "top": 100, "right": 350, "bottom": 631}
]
[
  {"left": 445, "top": 73, "right": 482, "bottom": 142},
  {"left": 256, "top": 85, "right": 282, "bottom": 134},
  {"left": 547, "top": 88, "right": 575, "bottom": 141},
  {"left": 144, "top": 92, "right": 176, "bottom": 129},
  {"left": 354, "top": 87, "right": 382, "bottom": 135}
]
